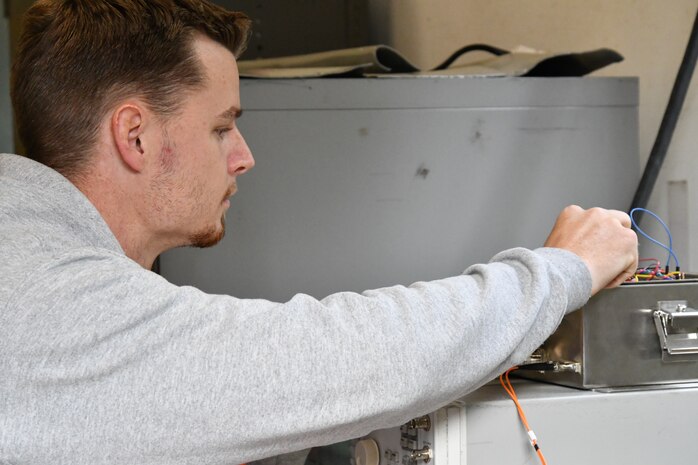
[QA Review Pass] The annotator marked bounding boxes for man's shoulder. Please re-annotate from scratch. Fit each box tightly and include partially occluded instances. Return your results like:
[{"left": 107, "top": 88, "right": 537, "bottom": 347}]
[
  {"left": 1, "top": 246, "right": 134, "bottom": 307},
  {"left": 1, "top": 153, "right": 124, "bottom": 257},
  {"left": 0, "top": 247, "right": 164, "bottom": 349},
  {"left": 0, "top": 153, "right": 53, "bottom": 179}
]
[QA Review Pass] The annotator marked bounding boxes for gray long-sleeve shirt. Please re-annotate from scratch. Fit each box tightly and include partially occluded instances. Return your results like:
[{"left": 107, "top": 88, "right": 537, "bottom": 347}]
[{"left": 0, "top": 153, "right": 591, "bottom": 465}]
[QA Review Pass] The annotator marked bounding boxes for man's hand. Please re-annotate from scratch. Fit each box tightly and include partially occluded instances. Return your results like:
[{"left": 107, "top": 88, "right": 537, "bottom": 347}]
[{"left": 544, "top": 205, "right": 639, "bottom": 296}]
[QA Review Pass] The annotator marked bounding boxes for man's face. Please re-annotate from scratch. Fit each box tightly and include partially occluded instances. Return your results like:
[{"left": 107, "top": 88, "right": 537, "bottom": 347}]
[{"left": 150, "top": 35, "right": 254, "bottom": 249}]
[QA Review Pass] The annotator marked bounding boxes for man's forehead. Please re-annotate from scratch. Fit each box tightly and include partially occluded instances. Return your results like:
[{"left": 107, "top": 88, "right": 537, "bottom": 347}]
[
  {"left": 193, "top": 34, "right": 239, "bottom": 76},
  {"left": 192, "top": 36, "right": 241, "bottom": 117}
]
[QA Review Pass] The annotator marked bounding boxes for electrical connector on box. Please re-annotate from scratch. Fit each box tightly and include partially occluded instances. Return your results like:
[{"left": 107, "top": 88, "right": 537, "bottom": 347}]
[{"left": 517, "top": 360, "right": 581, "bottom": 374}]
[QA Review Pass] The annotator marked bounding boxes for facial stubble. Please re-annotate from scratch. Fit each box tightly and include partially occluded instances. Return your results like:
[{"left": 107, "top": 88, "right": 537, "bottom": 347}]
[{"left": 158, "top": 132, "right": 230, "bottom": 249}]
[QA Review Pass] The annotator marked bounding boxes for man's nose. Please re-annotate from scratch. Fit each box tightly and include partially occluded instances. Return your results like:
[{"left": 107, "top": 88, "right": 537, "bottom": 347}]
[{"left": 228, "top": 128, "right": 255, "bottom": 176}]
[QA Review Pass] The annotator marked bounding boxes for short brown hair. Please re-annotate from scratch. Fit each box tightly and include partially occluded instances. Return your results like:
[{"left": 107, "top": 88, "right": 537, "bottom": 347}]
[{"left": 11, "top": 0, "right": 250, "bottom": 179}]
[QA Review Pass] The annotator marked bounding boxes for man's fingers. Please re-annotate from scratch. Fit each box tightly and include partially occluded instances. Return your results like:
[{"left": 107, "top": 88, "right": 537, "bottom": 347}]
[
  {"left": 609, "top": 210, "right": 632, "bottom": 228},
  {"left": 605, "top": 261, "right": 639, "bottom": 289},
  {"left": 545, "top": 205, "right": 639, "bottom": 295}
]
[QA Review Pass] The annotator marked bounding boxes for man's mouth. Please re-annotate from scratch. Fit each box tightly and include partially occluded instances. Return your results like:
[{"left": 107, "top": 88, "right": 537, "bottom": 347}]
[{"left": 223, "top": 184, "right": 237, "bottom": 205}]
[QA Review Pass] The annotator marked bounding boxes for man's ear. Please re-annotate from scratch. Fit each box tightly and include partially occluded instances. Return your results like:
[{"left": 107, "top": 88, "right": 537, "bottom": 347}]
[{"left": 112, "top": 104, "right": 148, "bottom": 172}]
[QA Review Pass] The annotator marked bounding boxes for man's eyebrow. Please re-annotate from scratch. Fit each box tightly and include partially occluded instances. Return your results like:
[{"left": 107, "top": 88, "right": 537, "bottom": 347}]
[{"left": 218, "top": 107, "right": 243, "bottom": 121}]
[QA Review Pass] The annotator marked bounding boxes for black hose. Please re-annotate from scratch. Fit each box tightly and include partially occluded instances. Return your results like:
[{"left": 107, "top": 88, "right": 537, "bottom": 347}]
[
  {"left": 629, "top": 8, "right": 698, "bottom": 220},
  {"left": 431, "top": 44, "right": 509, "bottom": 71}
]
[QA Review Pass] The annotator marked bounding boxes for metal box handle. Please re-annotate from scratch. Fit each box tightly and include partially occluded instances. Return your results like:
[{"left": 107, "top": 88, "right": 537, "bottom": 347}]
[{"left": 653, "top": 300, "right": 698, "bottom": 362}]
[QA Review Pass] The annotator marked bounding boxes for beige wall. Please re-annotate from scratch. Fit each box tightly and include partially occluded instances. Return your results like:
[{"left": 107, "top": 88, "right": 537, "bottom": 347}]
[{"left": 370, "top": 1, "right": 698, "bottom": 269}]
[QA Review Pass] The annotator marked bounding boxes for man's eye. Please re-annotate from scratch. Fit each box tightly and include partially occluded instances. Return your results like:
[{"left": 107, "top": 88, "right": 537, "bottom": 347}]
[{"left": 215, "top": 127, "right": 232, "bottom": 138}]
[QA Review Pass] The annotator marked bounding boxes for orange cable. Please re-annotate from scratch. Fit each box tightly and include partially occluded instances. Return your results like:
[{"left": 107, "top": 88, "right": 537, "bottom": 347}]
[{"left": 499, "top": 367, "right": 549, "bottom": 465}]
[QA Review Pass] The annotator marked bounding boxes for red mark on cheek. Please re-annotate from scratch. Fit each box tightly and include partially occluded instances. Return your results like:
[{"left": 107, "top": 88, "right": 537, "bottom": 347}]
[{"left": 159, "top": 145, "right": 176, "bottom": 173}]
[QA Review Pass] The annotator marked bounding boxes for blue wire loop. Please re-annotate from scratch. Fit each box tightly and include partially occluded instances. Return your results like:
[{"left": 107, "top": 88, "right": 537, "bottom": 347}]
[{"left": 629, "top": 207, "right": 679, "bottom": 270}]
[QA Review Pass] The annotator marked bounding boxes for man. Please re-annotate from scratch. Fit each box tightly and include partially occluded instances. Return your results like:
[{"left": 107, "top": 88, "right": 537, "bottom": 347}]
[{"left": 0, "top": 1, "right": 638, "bottom": 464}]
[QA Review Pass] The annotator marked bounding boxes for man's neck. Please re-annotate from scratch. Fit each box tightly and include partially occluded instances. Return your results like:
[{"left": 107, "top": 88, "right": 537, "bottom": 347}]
[{"left": 73, "top": 172, "right": 162, "bottom": 270}]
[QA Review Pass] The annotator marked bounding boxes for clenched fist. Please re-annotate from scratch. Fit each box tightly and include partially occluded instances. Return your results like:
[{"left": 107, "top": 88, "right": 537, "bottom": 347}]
[{"left": 544, "top": 205, "right": 639, "bottom": 295}]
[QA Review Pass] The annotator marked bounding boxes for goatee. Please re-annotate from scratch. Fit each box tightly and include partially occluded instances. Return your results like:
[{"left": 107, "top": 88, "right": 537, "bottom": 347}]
[{"left": 189, "top": 215, "right": 226, "bottom": 248}]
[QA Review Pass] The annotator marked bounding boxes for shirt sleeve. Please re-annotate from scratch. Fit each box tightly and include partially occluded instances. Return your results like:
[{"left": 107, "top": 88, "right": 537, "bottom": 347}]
[{"left": 3, "top": 245, "right": 591, "bottom": 464}]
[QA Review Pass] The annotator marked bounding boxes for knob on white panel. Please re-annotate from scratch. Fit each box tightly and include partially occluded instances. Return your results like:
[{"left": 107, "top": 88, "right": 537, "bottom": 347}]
[{"left": 354, "top": 438, "right": 380, "bottom": 465}]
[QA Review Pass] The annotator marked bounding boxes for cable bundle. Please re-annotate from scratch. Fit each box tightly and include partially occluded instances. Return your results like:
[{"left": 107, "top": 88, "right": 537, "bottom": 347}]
[{"left": 629, "top": 208, "right": 683, "bottom": 281}]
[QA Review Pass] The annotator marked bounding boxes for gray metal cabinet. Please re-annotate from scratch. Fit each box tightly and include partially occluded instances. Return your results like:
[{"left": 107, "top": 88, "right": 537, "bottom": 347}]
[{"left": 160, "top": 77, "right": 639, "bottom": 301}]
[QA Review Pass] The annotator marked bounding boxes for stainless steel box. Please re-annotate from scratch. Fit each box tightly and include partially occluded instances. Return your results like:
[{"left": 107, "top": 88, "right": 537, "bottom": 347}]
[{"left": 520, "top": 280, "right": 698, "bottom": 390}]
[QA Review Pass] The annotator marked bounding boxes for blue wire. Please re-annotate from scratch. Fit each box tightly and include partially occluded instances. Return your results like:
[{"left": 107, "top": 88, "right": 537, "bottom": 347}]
[{"left": 629, "top": 207, "right": 680, "bottom": 270}]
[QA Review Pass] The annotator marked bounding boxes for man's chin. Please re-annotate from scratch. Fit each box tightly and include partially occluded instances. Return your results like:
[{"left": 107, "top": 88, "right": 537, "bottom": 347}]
[{"left": 189, "top": 217, "right": 226, "bottom": 248}]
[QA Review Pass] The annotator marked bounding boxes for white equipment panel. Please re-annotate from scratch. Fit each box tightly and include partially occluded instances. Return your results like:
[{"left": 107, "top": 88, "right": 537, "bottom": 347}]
[{"left": 367, "top": 380, "right": 698, "bottom": 465}]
